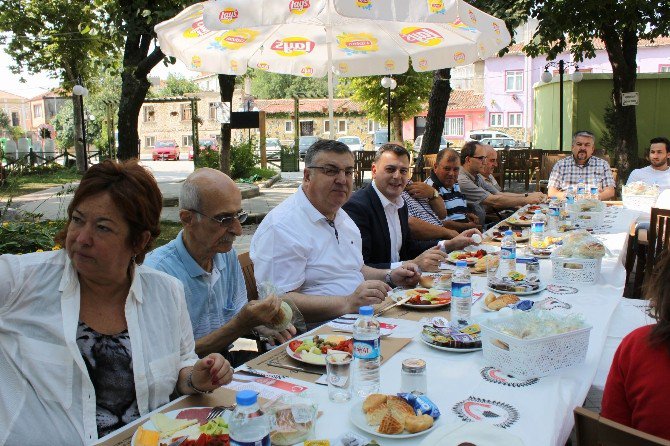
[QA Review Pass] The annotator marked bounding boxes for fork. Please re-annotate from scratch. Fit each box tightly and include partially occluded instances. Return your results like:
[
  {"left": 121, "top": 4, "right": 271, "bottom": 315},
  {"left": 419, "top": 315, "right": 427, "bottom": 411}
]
[{"left": 206, "top": 404, "right": 236, "bottom": 421}]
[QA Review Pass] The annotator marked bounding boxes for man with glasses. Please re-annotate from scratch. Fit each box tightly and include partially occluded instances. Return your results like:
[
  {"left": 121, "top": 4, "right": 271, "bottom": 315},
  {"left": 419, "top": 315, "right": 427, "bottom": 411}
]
[
  {"left": 145, "top": 168, "right": 294, "bottom": 364},
  {"left": 458, "top": 141, "right": 545, "bottom": 223},
  {"left": 250, "top": 140, "right": 421, "bottom": 326},
  {"left": 344, "top": 144, "right": 479, "bottom": 271},
  {"left": 548, "top": 131, "right": 616, "bottom": 200}
]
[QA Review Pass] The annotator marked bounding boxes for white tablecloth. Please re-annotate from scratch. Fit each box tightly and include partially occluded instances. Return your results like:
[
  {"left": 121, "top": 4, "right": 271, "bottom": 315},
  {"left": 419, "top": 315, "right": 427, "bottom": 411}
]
[{"left": 245, "top": 206, "right": 641, "bottom": 446}]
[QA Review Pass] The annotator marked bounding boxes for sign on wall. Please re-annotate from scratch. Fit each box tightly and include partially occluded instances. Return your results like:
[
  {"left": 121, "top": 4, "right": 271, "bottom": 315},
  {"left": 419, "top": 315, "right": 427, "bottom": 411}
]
[{"left": 621, "top": 92, "right": 639, "bottom": 106}]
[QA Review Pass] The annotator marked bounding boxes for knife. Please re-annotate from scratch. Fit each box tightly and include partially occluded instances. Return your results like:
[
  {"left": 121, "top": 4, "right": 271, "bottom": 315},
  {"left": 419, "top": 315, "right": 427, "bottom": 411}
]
[
  {"left": 268, "top": 362, "right": 325, "bottom": 376},
  {"left": 238, "top": 367, "right": 288, "bottom": 380},
  {"left": 375, "top": 295, "right": 413, "bottom": 317}
]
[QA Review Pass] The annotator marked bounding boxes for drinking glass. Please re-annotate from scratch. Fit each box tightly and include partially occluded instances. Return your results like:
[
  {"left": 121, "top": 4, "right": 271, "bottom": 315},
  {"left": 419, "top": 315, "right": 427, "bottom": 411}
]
[{"left": 325, "top": 351, "right": 353, "bottom": 403}]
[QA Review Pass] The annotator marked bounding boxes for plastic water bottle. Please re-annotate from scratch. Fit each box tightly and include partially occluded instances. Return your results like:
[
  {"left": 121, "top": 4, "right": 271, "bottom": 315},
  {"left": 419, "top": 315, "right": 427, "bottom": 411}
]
[
  {"left": 229, "top": 390, "right": 271, "bottom": 446},
  {"left": 500, "top": 230, "right": 517, "bottom": 276},
  {"left": 590, "top": 185, "right": 600, "bottom": 201},
  {"left": 565, "top": 186, "right": 575, "bottom": 207},
  {"left": 530, "top": 210, "right": 547, "bottom": 250},
  {"left": 576, "top": 178, "right": 586, "bottom": 200},
  {"left": 353, "top": 306, "right": 381, "bottom": 398},
  {"left": 451, "top": 260, "right": 472, "bottom": 326},
  {"left": 548, "top": 197, "right": 560, "bottom": 232}
]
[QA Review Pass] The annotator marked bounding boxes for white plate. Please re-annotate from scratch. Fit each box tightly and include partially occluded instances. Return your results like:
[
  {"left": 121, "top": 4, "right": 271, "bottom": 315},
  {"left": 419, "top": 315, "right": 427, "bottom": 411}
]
[
  {"left": 285, "top": 334, "right": 351, "bottom": 366},
  {"left": 465, "top": 244, "right": 500, "bottom": 254},
  {"left": 419, "top": 336, "right": 482, "bottom": 353},
  {"left": 480, "top": 298, "right": 497, "bottom": 312},
  {"left": 487, "top": 282, "right": 546, "bottom": 296},
  {"left": 349, "top": 401, "right": 438, "bottom": 439},
  {"left": 389, "top": 288, "right": 452, "bottom": 309},
  {"left": 447, "top": 250, "right": 481, "bottom": 265},
  {"left": 419, "top": 421, "right": 524, "bottom": 446},
  {"left": 506, "top": 217, "right": 533, "bottom": 227},
  {"left": 131, "top": 407, "right": 216, "bottom": 446}
]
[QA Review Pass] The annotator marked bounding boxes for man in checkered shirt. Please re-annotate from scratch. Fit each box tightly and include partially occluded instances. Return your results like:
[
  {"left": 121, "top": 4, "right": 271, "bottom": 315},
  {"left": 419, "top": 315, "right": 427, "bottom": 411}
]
[{"left": 548, "top": 131, "right": 616, "bottom": 200}]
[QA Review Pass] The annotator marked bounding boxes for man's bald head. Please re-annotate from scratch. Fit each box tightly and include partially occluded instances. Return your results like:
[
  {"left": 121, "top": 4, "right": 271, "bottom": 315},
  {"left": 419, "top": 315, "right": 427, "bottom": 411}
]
[
  {"left": 480, "top": 145, "right": 498, "bottom": 177},
  {"left": 180, "top": 168, "right": 238, "bottom": 212}
]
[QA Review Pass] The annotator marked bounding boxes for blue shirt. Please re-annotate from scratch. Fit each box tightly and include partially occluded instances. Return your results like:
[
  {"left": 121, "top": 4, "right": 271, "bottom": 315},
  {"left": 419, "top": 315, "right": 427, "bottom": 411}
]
[{"left": 144, "top": 231, "right": 248, "bottom": 340}]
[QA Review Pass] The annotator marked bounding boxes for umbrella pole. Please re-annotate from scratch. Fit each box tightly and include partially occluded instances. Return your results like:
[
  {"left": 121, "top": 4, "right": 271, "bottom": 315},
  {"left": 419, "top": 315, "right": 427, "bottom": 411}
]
[{"left": 326, "top": 0, "right": 335, "bottom": 140}]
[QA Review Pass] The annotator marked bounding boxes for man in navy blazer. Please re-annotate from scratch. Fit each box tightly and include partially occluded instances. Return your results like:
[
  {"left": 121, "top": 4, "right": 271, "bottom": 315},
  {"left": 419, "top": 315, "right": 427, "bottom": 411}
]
[{"left": 343, "top": 144, "right": 480, "bottom": 271}]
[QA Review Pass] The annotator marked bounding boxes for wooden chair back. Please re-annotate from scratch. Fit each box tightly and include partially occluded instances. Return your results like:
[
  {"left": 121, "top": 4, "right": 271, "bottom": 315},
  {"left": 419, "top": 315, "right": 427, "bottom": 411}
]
[
  {"left": 536, "top": 152, "right": 568, "bottom": 193},
  {"left": 354, "top": 150, "right": 376, "bottom": 189},
  {"left": 574, "top": 407, "right": 670, "bottom": 446},
  {"left": 644, "top": 207, "right": 670, "bottom": 285},
  {"left": 237, "top": 251, "right": 259, "bottom": 301},
  {"left": 503, "top": 149, "right": 531, "bottom": 190},
  {"left": 420, "top": 154, "right": 438, "bottom": 180}
]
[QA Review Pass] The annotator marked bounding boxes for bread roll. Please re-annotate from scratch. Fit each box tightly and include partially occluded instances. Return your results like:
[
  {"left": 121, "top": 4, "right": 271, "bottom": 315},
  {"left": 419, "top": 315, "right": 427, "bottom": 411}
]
[
  {"left": 484, "top": 292, "right": 497, "bottom": 306},
  {"left": 418, "top": 275, "right": 435, "bottom": 288},
  {"left": 404, "top": 414, "right": 434, "bottom": 433},
  {"left": 268, "top": 301, "right": 293, "bottom": 331},
  {"left": 363, "top": 394, "right": 387, "bottom": 413}
]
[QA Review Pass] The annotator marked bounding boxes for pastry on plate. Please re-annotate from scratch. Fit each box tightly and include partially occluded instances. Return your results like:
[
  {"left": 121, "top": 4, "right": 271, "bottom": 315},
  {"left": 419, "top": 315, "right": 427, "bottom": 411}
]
[
  {"left": 377, "top": 411, "right": 404, "bottom": 435},
  {"left": 404, "top": 414, "right": 434, "bottom": 434}
]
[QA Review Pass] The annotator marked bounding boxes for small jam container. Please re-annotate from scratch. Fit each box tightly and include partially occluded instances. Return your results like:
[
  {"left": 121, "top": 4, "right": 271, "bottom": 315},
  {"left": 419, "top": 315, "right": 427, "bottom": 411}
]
[
  {"left": 400, "top": 358, "right": 427, "bottom": 395},
  {"left": 526, "top": 259, "right": 540, "bottom": 281}
]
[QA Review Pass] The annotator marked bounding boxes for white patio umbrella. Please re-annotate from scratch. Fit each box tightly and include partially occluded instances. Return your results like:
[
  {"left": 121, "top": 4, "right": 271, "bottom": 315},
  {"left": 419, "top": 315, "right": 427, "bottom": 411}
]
[{"left": 154, "top": 0, "right": 511, "bottom": 136}]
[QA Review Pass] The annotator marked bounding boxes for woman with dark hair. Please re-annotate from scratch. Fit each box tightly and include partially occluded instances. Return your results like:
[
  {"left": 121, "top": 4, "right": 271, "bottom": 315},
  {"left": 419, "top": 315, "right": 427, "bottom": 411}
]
[
  {"left": 0, "top": 160, "right": 232, "bottom": 445},
  {"left": 601, "top": 251, "right": 670, "bottom": 439}
]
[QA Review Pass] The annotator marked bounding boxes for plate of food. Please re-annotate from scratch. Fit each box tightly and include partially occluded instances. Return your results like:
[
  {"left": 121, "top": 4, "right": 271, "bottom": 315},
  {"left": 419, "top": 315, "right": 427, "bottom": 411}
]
[
  {"left": 390, "top": 288, "right": 452, "bottom": 309},
  {"left": 286, "top": 334, "right": 352, "bottom": 366},
  {"left": 131, "top": 408, "right": 229, "bottom": 446},
  {"left": 491, "top": 229, "right": 529, "bottom": 242},
  {"left": 482, "top": 292, "right": 520, "bottom": 311},
  {"left": 420, "top": 323, "right": 482, "bottom": 352},
  {"left": 351, "top": 396, "right": 437, "bottom": 438},
  {"left": 447, "top": 248, "right": 489, "bottom": 265},
  {"left": 487, "top": 277, "right": 546, "bottom": 295},
  {"left": 506, "top": 215, "right": 533, "bottom": 226}
]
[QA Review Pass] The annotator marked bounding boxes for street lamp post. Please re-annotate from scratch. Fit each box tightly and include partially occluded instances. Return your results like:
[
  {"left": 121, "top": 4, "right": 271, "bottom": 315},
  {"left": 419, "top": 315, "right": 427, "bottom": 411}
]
[
  {"left": 72, "top": 83, "right": 89, "bottom": 169},
  {"left": 541, "top": 60, "right": 583, "bottom": 151},
  {"left": 381, "top": 76, "right": 397, "bottom": 143}
]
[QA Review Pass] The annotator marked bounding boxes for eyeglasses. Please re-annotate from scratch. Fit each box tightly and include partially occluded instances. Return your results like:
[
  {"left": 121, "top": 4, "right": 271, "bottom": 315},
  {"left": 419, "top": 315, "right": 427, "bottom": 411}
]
[
  {"left": 470, "top": 155, "right": 488, "bottom": 161},
  {"left": 307, "top": 165, "right": 355, "bottom": 177},
  {"left": 189, "top": 209, "right": 248, "bottom": 227}
]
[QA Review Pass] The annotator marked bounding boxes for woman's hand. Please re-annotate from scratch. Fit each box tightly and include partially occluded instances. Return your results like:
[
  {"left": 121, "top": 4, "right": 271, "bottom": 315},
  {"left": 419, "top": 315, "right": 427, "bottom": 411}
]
[{"left": 190, "top": 353, "right": 233, "bottom": 392}]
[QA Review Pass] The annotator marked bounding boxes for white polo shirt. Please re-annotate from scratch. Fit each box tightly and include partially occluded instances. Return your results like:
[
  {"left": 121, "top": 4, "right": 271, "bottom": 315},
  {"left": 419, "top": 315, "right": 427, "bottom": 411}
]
[
  {"left": 250, "top": 186, "right": 365, "bottom": 297},
  {"left": 0, "top": 250, "right": 198, "bottom": 445}
]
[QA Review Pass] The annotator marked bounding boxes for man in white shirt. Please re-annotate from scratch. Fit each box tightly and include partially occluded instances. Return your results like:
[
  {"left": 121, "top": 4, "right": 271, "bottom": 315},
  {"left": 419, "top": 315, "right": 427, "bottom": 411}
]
[
  {"left": 250, "top": 140, "right": 421, "bottom": 325},
  {"left": 627, "top": 137, "right": 670, "bottom": 192}
]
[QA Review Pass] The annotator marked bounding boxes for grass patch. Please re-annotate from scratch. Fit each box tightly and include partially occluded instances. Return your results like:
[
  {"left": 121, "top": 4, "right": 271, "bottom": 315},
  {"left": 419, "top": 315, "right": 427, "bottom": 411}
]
[
  {"left": 1, "top": 165, "right": 81, "bottom": 199},
  {"left": 155, "top": 221, "right": 183, "bottom": 248}
]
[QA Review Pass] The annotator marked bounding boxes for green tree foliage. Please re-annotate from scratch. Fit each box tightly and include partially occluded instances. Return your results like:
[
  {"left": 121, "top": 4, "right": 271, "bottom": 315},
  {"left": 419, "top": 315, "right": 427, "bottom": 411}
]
[
  {"left": 52, "top": 102, "right": 102, "bottom": 154},
  {"left": 251, "top": 70, "right": 330, "bottom": 99},
  {"left": 470, "top": 0, "right": 670, "bottom": 180},
  {"left": 155, "top": 74, "right": 200, "bottom": 97},
  {"left": 0, "top": 0, "right": 122, "bottom": 172},
  {"left": 339, "top": 68, "right": 432, "bottom": 141},
  {"left": 0, "top": 110, "right": 10, "bottom": 132}
]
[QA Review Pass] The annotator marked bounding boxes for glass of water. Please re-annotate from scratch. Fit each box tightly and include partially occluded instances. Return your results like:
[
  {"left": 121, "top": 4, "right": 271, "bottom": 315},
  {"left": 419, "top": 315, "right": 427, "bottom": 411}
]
[{"left": 325, "top": 351, "right": 353, "bottom": 403}]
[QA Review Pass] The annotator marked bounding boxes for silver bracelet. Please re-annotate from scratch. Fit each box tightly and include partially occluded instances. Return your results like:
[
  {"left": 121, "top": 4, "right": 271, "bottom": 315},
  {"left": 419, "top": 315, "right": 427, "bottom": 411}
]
[{"left": 187, "top": 369, "right": 213, "bottom": 394}]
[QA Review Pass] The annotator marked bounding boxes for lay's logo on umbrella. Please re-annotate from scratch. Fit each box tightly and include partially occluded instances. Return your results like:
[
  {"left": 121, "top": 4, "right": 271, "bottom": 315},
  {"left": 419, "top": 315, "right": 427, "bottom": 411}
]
[
  {"left": 257, "top": 62, "right": 270, "bottom": 70},
  {"left": 417, "top": 58, "right": 429, "bottom": 70},
  {"left": 288, "top": 0, "right": 310, "bottom": 14},
  {"left": 492, "top": 23, "right": 501, "bottom": 34},
  {"left": 301, "top": 66, "right": 314, "bottom": 76},
  {"left": 399, "top": 27, "right": 443, "bottom": 46},
  {"left": 218, "top": 8, "right": 239, "bottom": 24},
  {"left": 191, "top": 55, "right": 202, "bottom": 68},
  {"left": 215, "top": 29, "right": 260, "bottom": 50},
  {"left": 356, "top": 0, "right": 373, "bottom": 10},
  {"left": 454, "top": 51, "right": 466, "bottom": 64},
  {"left": 183, "top": 20, "right": 212, "bottom": 38},
  {"left": 427, "top": 0, "right": 446, "bottom": 14},
  {"left": 337, "top": 33, "right": 379, "bottom": 53},
  {"left": 468, "top": 9, "right": 478, "bottom": 23},
  {"left": 338, "top": 62, "right": 349, "bottom": 74},
  {"left": 271, "top": 37, "right": 315, "bottom": 56}
]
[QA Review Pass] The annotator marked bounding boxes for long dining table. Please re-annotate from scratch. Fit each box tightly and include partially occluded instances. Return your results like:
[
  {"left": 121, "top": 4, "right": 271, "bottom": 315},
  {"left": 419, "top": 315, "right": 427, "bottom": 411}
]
[{"left": 97, "top": 204, "right": 644, "bottom": 446}]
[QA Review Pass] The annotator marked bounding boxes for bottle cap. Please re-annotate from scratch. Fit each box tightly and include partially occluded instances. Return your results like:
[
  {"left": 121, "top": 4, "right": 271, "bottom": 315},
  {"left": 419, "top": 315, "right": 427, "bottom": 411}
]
[
  {"left": 456, "top": 260, "right": 467, "bottom": 267},
  {"left": 504, "top": 230, "right": 513, "bottom": 236},
  {"left": 359, "top": 306, "right": 373, "bottom": 316},
  {"left": 236, "top": 389, "right": 258, "bottom": 406}
]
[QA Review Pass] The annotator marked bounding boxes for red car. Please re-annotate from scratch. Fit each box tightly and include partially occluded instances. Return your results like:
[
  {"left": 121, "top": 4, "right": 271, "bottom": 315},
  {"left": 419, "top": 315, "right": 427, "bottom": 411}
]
[
  {"left": 188, "top": 138, "right": 219, "bottom": 160},
  {"left": 152, "top": 140, "right": 180, "bottom": 161}
]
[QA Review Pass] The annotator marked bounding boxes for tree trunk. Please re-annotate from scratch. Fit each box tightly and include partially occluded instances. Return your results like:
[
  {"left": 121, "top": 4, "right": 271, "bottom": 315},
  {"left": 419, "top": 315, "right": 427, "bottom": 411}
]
[
  {"left": 117, "top": 35, "right": 164, "bottom": 160},
  {"left": 72, "top": 95, "right": 87, "bottom": 173},
  {"left": 218, "top": 74, "right": 236, "bottom": 175},
  {"left": 600, "top": 26, "right": 638, "bottom": 182},
  {"left": 392, "top": 114, "right": 403, "bottom": 143},
  {"left": 417, "top": 69, "right": 452, "bottom": 172}
]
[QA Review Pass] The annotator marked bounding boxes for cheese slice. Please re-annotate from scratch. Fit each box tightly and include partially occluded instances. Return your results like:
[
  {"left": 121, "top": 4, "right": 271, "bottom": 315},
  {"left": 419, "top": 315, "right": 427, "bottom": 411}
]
[
  {"left": 135, "top": 426, "right": 160, "bottom": 446},
  {"left": 150, "top": 413, "right": 199, "bottom": 438}
]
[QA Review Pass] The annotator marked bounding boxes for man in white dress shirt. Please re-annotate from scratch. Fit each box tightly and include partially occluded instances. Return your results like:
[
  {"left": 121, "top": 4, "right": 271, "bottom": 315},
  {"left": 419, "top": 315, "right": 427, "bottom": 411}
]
[
  {"left": 627, "top": 137, "right": 670, "bottom": 193},
  {"left": 250, "top": 140, "right": 421, "bottom": 325}
]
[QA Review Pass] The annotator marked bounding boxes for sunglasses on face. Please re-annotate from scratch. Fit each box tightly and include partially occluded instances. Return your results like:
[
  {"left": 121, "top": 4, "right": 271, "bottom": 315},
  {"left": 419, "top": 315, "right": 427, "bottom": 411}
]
[{"left": 189, "top": 209, "right": 248, "bottom": 227}]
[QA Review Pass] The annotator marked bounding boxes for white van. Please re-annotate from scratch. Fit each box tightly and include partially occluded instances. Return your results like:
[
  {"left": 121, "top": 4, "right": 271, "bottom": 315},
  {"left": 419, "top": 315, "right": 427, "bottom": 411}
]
[{"left": 466, "top": 129, "right": 513, "bottom": 142}]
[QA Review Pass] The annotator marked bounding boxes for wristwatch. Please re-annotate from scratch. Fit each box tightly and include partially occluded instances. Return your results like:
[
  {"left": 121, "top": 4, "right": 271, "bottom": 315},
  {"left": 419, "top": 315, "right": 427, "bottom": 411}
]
[{"left": 385, "top": 270, "right": 395, "bottom": 287}]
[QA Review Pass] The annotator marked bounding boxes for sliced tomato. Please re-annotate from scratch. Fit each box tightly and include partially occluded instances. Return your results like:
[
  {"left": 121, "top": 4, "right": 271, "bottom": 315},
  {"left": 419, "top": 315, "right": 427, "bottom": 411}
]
[
  {"left": 288, "top": 340, "right": 302, "bottom": 352},
  {"left": 415, "top": 289, "right": 429, "bottom": 294}
]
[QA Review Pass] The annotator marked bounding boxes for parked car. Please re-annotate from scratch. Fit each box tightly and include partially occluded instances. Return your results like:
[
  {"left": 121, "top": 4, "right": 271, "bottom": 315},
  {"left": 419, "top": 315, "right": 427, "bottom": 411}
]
[
  {"left": 337, "top": 136, "right": 364, "bottom": 152},
  {"left": 188, "top": 138, "right": 219, "bottom": 160},
  {"left": 298, "top": 135, "right": 321, "bottom": 159},
  {"left": 479, "top": 137, "right": 519, "bottom": 149},
  {"left": 265, "top": 138, "right": 281, "bottom": 160},
  {"left": 152, "top": 140, "right": 180, "bottom": 161},
  {"left": 413, "top": 135, "right": 449, "bottom": 152},
  {"left": 466, "top": 129, "right": 513, "bottom": 142},
  {"left": 373, "top": 129, "right": 390, "bottom": 150}
]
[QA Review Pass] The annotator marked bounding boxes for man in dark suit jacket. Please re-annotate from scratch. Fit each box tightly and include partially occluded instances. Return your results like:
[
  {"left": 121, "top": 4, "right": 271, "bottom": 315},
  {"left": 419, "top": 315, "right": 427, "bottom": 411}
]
[{"left": 344, "top": 144, "right": 479, "bottom": 271}]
